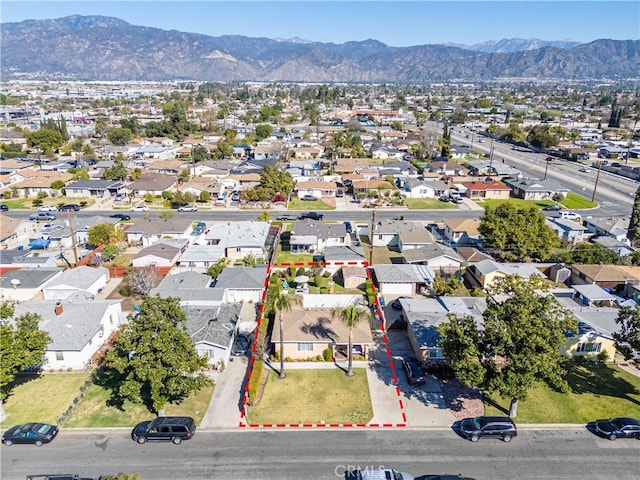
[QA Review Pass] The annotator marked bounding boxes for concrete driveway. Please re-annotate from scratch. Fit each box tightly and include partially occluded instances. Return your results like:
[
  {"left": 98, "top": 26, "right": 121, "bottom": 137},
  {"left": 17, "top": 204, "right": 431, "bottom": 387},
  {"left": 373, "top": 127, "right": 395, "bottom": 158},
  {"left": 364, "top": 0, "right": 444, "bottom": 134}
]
[{"left": 200, "top": 355, "right": 249, "bottom": 428}]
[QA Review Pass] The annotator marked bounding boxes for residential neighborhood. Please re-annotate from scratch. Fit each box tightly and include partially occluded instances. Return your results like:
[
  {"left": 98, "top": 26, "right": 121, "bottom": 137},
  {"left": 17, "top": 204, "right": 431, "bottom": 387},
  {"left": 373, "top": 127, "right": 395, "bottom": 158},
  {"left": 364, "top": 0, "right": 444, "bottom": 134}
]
[{"left": 1, "top": 79, "right": 639, "bottom": 479}]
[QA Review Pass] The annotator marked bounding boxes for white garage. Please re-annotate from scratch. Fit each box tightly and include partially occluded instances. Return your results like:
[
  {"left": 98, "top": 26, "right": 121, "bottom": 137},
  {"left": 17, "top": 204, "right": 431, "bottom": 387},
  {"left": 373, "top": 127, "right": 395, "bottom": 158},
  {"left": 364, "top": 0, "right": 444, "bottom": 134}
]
[{"left": 372, "top": 264, "right": 425, "bottom": 296}]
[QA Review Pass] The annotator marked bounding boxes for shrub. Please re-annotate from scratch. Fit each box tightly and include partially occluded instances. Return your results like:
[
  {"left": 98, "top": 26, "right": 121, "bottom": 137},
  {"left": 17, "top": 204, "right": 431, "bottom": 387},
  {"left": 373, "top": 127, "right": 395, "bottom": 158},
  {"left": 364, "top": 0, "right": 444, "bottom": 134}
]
[
  {"left": 320, "top": 287, "right": 328, "bottom": 294},
  {"left": 247, "top": 359, "right": 264, "bottom": 405},
  {"left": 143, "top": 193, "right": 154, "bottom": 203},
  {"left": 296, "top": 267, "right": 307, "bottom": 276},
  {"left": 323, "top": 348, "right": 333, "bottom": 362},
  {"left": 322, "top": 271, "right": 332, "bottom": 278},
  {"left": 79, "top": 201, "right": 88, "bottom": 207},
  {"left": 597, "top": 351, "right": 609, "bottom": 363}
]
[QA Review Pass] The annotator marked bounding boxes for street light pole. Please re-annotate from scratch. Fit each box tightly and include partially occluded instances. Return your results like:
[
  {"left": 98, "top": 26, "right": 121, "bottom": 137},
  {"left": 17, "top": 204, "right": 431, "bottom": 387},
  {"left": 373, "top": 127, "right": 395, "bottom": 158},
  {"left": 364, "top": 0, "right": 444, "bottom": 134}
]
[
  {"left": 591, "top": 160, "right": 603, "bottom": 202},
  {"left": 543, "top": 159, "right": 550, "bottom": 181}
]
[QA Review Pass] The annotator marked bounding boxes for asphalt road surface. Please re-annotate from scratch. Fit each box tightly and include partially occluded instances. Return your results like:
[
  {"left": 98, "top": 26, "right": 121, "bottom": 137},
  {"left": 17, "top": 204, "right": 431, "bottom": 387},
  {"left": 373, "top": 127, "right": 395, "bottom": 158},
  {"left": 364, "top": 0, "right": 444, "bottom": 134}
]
[{"left": 2, "top": 428, "right": 639, "bottom": 480}]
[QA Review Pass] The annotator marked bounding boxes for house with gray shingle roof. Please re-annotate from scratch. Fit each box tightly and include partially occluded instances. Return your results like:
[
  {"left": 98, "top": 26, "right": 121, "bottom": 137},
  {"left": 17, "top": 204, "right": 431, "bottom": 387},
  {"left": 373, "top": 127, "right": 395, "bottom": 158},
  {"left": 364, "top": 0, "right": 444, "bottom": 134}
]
[
  {"left": 502, "top": 177, "right": 570, "bottom": 200},
  {"left": 184, "top": 303, "right": 242, "bottom": 366},
  {"left": 125, "top": 217, "right": 194, "bottom": 248},
  {"left": 371, "top": 220, "right": 434, "bottom": 250},
  {"left": 547, "top": 217, "right": 593, "bottom": 244},
  {"left": 402, "top": 242, "right": 465, "bottom": 273},
  {"left": 372, "top": 264, "right": 434, "bottom": 296},
  {"left": 201, "top": 221, "right": 270, "bottom": 261},
  {"left": 131, "top": 240, "right": 187, "bottom": 267},
  {"left": 64, "top": 179, "right": 124, "bottom": 198},
  {"left": 0, "top": 268, "right": 63, "bottom": 302},
  {"left": 12, "top": 298, "right": 122, "bottom": 370},
  {"left": 289, "top": 219, "right": 350, "bottom": 254},
  {"left": 213, "top": 266, "right": 267, "bottom": 303},
  {"left": 42, "top": 266, "right": 109, "bottom": 301}
]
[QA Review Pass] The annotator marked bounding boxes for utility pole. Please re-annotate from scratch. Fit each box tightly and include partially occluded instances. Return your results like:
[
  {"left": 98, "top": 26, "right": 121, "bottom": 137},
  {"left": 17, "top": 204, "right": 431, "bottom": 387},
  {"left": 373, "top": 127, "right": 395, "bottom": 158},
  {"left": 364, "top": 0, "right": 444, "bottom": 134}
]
[
  {"left": 591, "top": 160, "right": 603, "bottom": 203},
  {"left": 67, "top": 210, "right": 79, "bottom": 266},
  {"left": 543, "top": 158, "right": 550, "bottom": 181},
  {"left": 368, "top": 209, "right": 376, "bottom": 267}
]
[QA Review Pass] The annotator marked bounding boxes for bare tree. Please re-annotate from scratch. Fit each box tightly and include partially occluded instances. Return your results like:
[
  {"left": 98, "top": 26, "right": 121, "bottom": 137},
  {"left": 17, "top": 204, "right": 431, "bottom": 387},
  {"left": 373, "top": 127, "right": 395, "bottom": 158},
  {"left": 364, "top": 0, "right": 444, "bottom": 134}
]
[{"left": 127, "top": 266, "right": 157, "bottom": 296}]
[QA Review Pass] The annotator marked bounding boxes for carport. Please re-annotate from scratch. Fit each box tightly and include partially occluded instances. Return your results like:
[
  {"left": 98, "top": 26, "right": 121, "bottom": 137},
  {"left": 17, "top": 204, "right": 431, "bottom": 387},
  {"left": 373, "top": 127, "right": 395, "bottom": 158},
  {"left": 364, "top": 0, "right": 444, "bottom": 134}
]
[{"left": 572, "top": 284, "right": 616, "bottom": 307}]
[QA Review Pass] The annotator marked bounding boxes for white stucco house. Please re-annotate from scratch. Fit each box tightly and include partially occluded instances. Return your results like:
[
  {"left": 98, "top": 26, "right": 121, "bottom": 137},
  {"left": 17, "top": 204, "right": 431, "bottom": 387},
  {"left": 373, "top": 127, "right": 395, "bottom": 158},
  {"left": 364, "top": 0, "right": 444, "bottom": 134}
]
[
  {"left": 13, "top": 298, "right": 123, "bottom": 371},
  {"left": 42, "top": 266, "right": 110, "bottom": 301}
]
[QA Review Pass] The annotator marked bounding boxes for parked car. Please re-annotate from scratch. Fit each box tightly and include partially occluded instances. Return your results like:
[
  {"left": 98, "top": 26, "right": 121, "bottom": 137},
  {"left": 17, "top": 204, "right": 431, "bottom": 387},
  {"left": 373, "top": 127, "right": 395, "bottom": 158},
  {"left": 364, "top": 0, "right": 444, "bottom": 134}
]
[
  {"left": 594, "top": 417, "right": 640, "bottom": 440},
  {"left": 301, "top": 194, "right": 317, "bottom": 201},
  {"left": 336, "top": 188, "right": 344, "bottom": 197},
  {"left": 2, "top": 423, "right": 59, "bottom": 446},
  {"left": 58, "top": 203, "right": 80, "bottom": 212},
  {"left": 559, "top": 211, "right": 582, "bottom": 221},
  {"left": 131, "top": 416, "right": 196, "bottom": 445},
  {"left": 459, "top": 415, "right": 517, "bottom": 442},
  {"left": 231, "top": 192, "right": 240, "bottom": 202},
  {"left": 578, "top": 167, "right": 591, "bottom": 173},
  {"left": 0, "top": 204, "right": 8, "bottom": 211},
  {"left": 192, "top": 221, "right": 206, "bottom": 236},
  {"left": 543, "top": 204, "right": 562, "bottom": 211},
  {"left": 37, "top": 205, "right": 57, "bottom": 212},
  {"left": 401, "top": 358, "right": 426, "bottom": 386},
  {"left": 114, "top": 193, "right": 125, "bottom": 201},
  {"left": 29, "top": 212, "right": 56, "bottom": 221},
  {"left": 300, "top": 212, "right": 324, "bottom": 221},
  {"left": 231, "top": 333, "right": 252, "bottom": 356},
  {"left": 344, "top": 221, "right": 353, "bottom": 233},
  {"left": 178, "top": 204, "right": 198, "bottom": 212},
  {"left": 109, "top": 213, "right": 131, "bottom": 221},
  {"left": 439, "top": 195, "right": 452, "bottom": 202},
  {"left": 130, "top": 205, "right": 150, "bottom": 212},
  {"left": 391, "top": 296, "right": 411, "bottom": 310}
]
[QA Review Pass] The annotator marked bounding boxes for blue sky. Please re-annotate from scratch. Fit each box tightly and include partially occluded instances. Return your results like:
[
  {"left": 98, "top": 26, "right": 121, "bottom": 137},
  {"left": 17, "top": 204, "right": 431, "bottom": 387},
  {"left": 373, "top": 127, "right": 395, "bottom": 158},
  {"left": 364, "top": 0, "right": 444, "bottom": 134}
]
[{"left": 2, "top": 1, "right": 638, "bottom": 47}]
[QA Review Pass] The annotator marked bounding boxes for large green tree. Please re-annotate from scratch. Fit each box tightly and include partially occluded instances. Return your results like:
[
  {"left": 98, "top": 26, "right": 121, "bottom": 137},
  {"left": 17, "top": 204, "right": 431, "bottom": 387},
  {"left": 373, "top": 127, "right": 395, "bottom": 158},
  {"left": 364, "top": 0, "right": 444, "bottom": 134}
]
[
  {"left": 480, "top": 203, "right": 560, "bottom": 261},
  {"left": 260, "top": 165, "right": 294, "bottom": 198},
  {"left": 27, "top": 129, "right": 64, "bottom": 156},
  {"left": 0, "top": 312, "right": 51, "bottom": 419},
  {"left": 100, "top": 296, "right": 210, "bottom": 415},
  {"left": 331, "top": 303, "right": 371, "bottom": 377},
  {"left": 628, "top": 186, "right": 640, "bottom": 245},
  {"left": 107, "top": 127, "right": 133, "bottom": 146},
  {"left": 103, "top": 160, "right": 129, "bottom": 181},
  {"left": 612, "top": 306, "right": 640, "bottom": 361},
  {"left": 438, "top": 275, "right": 577, "bottom": 417},
  {"left": 88, "top": 223, "right": 120, "bottom": 247}
]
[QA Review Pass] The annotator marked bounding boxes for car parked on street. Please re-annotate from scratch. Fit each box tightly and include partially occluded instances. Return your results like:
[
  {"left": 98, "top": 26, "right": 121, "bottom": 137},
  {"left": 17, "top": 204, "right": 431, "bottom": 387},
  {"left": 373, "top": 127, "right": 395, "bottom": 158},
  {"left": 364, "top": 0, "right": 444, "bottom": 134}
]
[
  {"left": 559, "top": 211, "right": 582, "bottom": 221},
  {"left": 29, "top": 212, "right": 56, "bottom": 221},
  {"left": 131, "top": 416, "right": 196, "bottom": 445},
  {"left": 2, "top": 423, "right": 59, "bottom": 446},
  {"left": 178, "top": 204, "right": 198, "bottom": 212},
  {"left": 0, "top": 204, "right": 8, "bottom": 211},
  {"left": 402, "top": 358, "right": 426, "bottom": 386},
  {"left": 58, "top": 203, "right": 80, "bottom": 212},
  {"left": 594, "top": 417, "right": 640, "bottom": 440},
  {"left": 543, "top": 204, "right": 562, "bottom": 211},
  {"left": 37, "top": 205, "right": 57, "bottom": 212},
  {"left": 130, "top": 205, "right": 150, "bottom": 212},
  {"left": 459, "top": 415, "right": 517, "bottom": 442},
  {"left": 109, "top": 213, "right": 131, "bottom": 221},
  {"left": 300, "top": 211, "right": 324, "bottom": 221}
]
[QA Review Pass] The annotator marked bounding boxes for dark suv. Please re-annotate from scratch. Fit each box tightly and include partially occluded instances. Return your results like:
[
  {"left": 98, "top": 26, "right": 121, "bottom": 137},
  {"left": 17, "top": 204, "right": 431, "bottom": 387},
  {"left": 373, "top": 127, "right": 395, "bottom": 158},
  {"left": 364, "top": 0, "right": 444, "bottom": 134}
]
[
  {"left": 459, "top": 415, "right": 517, "bottom": 442},
  {"left": 402, "top": 358, "right": 426, "bottom": 386},
  {"left": 58, "top": 204, "right": 80, "bottom": 212},
  {"left": 300, "top": 211, "right": 324, "bottom": 221},
  {"left": 131, "top": 416, "right": 196, "bottom": 445}
]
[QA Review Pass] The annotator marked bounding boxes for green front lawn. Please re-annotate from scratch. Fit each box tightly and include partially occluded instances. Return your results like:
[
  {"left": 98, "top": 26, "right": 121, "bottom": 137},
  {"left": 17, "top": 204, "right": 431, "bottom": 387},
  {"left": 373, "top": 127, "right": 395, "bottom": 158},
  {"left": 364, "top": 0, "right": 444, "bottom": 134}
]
[
  {"left": 562, "top": 192, "right": 598, "bottom": 209},
  {"left": 404, "top": 198, "right": 457, "bottom": 210},
  {"left": 0, "top": 198, "right": 33, "bottom": 209},
  {"left": 64, "top": 382, "right": 215, "bottom": 428},
  {"left": 1, "top": 373, "right": 91, "bottom": 427},
  {"left": 287, "top": 199, "right": 334, "bottom": 210},
  {"left": 274, "top": 249, "right": 315, "bottom": 266},
  {"left": 484, "top": 363, "right": 640, "bottom": 423},
  {"left": 247, "top": 368, "right": 373, "bottom": 424},
  {"left": 479, "top": 192, "right": 597, "bottom": 211}
]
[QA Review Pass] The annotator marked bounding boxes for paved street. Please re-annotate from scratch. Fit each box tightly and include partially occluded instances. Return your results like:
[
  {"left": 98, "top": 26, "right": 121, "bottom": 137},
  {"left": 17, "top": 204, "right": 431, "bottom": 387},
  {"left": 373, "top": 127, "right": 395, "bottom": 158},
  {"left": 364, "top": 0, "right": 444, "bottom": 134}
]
[{"left": 2, "top": 429, "right": 638, "bottom": 480}]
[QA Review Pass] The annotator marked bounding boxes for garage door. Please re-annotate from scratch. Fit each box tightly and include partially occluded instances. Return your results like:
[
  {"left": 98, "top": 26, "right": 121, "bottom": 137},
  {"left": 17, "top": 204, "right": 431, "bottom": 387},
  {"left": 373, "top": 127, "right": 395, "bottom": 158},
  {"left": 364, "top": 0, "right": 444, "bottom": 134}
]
[{"left": 380, "top": 283, "right": 413, "bottom": 295}]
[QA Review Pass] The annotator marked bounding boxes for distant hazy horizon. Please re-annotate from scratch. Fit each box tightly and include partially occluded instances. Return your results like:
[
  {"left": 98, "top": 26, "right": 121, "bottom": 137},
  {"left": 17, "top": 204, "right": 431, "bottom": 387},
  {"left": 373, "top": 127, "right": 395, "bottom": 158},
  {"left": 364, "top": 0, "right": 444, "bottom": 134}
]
[{"left": 2, "top": 1, "right": 638, "bottom": 47}]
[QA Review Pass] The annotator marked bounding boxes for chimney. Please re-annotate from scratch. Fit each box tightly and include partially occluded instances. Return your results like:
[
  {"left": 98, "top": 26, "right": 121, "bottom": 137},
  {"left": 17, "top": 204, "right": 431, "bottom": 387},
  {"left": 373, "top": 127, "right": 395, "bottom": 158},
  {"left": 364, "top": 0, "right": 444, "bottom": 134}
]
[{"left": 54, "top": 302, "right": 63, "bottom": 316}]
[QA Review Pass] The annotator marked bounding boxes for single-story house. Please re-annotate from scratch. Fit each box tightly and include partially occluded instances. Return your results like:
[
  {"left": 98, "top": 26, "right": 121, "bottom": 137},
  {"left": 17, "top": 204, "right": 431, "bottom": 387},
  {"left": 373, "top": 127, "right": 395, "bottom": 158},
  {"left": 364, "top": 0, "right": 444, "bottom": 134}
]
[
  {"left": 465, "top": 259, "right": 546, "bottom": 289},
  {"left": 372, "top": 264, "right": 434, "bottom": 296},
  {"left": 202, "top": 221, "right": 270, "bottom": 261},
  {"left": 127, "top": 174, "right": 177, "bottom": 196},
  {"left": 211, "top": 265, "right": 268, "bottom": 304},
  {"left": 12, "top": 298, "right": 123, "bottom": 370},
  {"left": 42, "top": 266, "right": 110, "bottom": 301},
  {"left": 591, "top": 236, "right": 635, "bottom": 257},
  {"left": 460, "top": 180, "right": 511, "bottom": 200},
  {"left": 0, "top": 268, "right": 63, "bottom": 302},
  {"left": 294, "top": 180, "right": 338, "bottom": 199},
  {"left": 64, "top": 179, "right": 125, "bottom": 198},
  {"left": 125, "top": 217, "right": 194, "bottom": 248},
  {"left": 371, "top": 220, "right": 434, "bottom": 250},
  {"left": 547, "top": 218, "right": 593, "bottom": 245},
  {"left": 185, "top": 303, "right": 242, "bottom": 367},
  {"left": 583, "top": 217, "right": 630, "bottom": 244},
  {"left": 271, "top": 303, "right": 373, "bottom": 360},
  {"left": 569, "top": 264, "right": 640, "bottom": 293},
  {"left": 442, "top": 218, "right": 482, "bottom": 246},
  {"left": 402, "top": 243, "right": 465, "bottom": 274},
  {"left": 131, "top": 240, "right": 188, "bottom": 268},
  {"left": 502, "top": 177, "right": 569, "bottom": 200},
  {"left": 174, "top": 244, "right": 225, "bottom": 271},
  {"left": 289, "top": 220, "right": 350, "bottom": 254}
]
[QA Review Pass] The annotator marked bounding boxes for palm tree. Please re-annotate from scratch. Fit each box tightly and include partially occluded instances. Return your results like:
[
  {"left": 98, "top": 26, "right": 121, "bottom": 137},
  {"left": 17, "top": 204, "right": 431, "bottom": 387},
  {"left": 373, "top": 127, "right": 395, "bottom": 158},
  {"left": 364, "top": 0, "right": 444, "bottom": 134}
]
[
  {"left": 332, "top": 303, "right": 371, "bottom": 377},
  {"left": 269, "top": 289, "right": 301, "bottom": 379}
]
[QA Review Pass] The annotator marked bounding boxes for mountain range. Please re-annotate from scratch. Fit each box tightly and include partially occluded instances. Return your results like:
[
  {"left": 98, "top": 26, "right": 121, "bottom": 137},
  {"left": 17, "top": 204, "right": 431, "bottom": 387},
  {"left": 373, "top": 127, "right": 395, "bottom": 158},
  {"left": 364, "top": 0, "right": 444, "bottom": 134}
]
[{"left": 1, "top": 15, "right": 638, "bottom": 82}]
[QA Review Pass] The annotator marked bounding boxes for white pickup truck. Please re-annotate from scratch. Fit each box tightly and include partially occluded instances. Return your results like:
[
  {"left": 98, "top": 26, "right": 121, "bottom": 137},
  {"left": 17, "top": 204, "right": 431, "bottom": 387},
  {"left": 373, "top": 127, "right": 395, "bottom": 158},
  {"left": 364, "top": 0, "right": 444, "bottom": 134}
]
[{"left": 345, "top": 469, "right": 414, "bottom": 480}]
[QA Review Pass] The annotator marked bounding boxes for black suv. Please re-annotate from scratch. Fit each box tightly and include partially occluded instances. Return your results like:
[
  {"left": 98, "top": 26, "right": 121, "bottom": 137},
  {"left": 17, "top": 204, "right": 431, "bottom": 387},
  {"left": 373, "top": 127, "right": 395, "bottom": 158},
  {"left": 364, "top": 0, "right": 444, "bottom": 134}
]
[
  {"left": 300, "top": 211, "right": 324, "bottom": 221},
  {"left": 402, "top": 358, "right": 426, "bottom": 386},
  {"left": 459, "top": 415, "right": 517, "bottom": 442},
  {"left": 58, "top": 204, "right": 80, "bottom": 212},
  {"left": 131, "top": 416, "right": 196, "bottom": 445}
]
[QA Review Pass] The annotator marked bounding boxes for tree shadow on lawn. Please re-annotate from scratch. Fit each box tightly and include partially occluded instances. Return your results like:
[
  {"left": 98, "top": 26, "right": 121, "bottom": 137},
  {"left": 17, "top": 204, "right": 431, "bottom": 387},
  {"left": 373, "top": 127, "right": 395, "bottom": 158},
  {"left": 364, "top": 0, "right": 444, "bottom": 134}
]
[
  {"left": 557, "top": 363, "right": 640, "bottom": 408},
  {"left": 4, "top": 373, "right": 43, "bottom": 400}
]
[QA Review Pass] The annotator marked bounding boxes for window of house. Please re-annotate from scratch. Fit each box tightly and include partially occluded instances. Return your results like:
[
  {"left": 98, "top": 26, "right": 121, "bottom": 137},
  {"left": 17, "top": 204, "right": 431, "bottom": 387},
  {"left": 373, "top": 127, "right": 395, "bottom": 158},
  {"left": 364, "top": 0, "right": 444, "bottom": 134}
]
[
  {"left": 576, "top": 342, "right": 602, "bottom": 353},
  {"left": 297, "top": 342, "right": 313, "bottom": 352},
  {"left": 55, "top": 351, "right": 64, "bottom": 361},
  {"left": 378, "top": 235, "right": 383, "bottom": 240}
]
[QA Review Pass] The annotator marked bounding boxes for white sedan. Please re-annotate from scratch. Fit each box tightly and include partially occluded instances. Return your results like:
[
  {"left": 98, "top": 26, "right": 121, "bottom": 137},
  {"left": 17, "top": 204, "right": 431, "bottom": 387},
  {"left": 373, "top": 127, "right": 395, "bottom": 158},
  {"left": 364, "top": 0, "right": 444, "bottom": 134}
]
[
  {"left": 130, "top": 205, "right": 150, "bottom": 212},
  {"left": 38, "top": 205, "right": 57, "bottom": 212},
  {"left": 579, "top": 167, "right": 591, "bottom": 173},
  {"left": 178, "top": 204, "right": 198, "bottom": 212}
]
